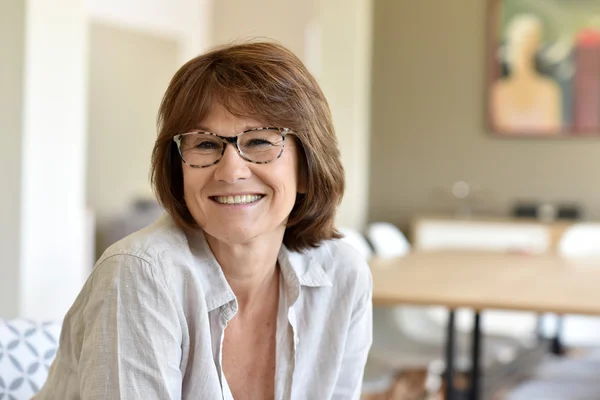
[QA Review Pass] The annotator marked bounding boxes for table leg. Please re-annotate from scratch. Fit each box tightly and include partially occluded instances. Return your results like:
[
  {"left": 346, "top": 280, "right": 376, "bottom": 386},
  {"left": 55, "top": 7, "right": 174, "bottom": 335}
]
[
  {"left": 551, "top": 316, "right": 565, "bottom": 355},
  {"left": 469, "top": 311, "right": 482, "bottom": 400},
  {"left": 445, "top": 309, "right": 456, "bottom": 400}
]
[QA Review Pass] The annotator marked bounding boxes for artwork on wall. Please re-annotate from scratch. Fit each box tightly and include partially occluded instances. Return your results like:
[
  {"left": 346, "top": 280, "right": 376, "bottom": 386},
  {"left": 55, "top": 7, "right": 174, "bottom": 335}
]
[{"left": 487, "top": 0, "right": 600, "bottom": 137}]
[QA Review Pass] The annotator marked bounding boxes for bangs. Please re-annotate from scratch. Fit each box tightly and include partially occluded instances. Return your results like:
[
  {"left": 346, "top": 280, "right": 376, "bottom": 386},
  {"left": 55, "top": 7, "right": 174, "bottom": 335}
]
[{"left": 178, "top": 60, "right": 300, "bottom": 134}]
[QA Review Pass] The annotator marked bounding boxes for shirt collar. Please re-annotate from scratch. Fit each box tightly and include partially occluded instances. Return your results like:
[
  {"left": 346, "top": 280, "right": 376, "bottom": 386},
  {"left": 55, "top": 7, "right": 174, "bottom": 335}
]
[
  {"left": 186, "top": 228, "right": 332, "bottom": 312},
  {"left": 278, "top": 245, "right": 333, "bottom": 288},
  {"left": 183, "top": 228, "right": 235, "bottom": 312}
]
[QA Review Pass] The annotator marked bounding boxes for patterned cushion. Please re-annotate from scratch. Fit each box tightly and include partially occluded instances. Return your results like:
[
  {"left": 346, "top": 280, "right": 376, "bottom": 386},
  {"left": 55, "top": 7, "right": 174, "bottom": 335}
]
[{"left": 0, "top": 319, "right": 60, "bottom": 400}]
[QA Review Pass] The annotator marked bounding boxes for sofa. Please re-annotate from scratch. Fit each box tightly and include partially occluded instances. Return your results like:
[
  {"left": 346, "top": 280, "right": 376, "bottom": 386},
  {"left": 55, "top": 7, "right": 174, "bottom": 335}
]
[{"left": 0, "top": 318, "right": 60, "bottom": 399}]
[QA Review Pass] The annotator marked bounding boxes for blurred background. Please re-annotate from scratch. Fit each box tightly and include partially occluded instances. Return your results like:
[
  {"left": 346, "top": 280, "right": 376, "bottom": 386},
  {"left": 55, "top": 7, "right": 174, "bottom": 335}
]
[{"left": 4, "top": 0, "right": 600, "bottom": 398}]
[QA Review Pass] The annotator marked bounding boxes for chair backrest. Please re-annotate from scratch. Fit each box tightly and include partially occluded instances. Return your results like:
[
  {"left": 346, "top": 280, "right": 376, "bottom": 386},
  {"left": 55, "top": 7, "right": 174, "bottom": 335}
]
[
  {"left": 558, "top": 223, "right": 600, "bottom": 258},
  {"left": 338, "top": 227, "right": 373, "bottom": 259},
  {"left": 0, "top": 318, "right": 61, "bottom": 399},
  {"left": 366, "top": 222, "right": 411, "bottom": 258},
  {"left": 414, "top": 220, "right": 550, "bottom": 254}
]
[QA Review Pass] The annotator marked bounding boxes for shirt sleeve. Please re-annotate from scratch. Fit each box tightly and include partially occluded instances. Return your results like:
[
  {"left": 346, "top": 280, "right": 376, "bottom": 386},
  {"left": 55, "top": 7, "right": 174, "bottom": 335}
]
[
  {"left": 78, "top": 254, "right": 183, "bottom": 399},
  {"left": 332, "top": 264, "right": 373, "bottom": 399}
]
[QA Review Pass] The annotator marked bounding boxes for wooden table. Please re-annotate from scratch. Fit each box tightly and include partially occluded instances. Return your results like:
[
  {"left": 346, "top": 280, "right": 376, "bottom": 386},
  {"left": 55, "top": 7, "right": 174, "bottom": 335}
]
[{"left": 370, "top": 252, "right": 600, "bottom": 400}]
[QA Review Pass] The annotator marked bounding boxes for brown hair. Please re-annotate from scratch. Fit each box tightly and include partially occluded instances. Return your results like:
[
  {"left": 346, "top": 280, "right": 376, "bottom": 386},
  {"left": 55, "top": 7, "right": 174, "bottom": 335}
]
[{"left": 151, "top": 41, "right": 344, "bottom": 251}]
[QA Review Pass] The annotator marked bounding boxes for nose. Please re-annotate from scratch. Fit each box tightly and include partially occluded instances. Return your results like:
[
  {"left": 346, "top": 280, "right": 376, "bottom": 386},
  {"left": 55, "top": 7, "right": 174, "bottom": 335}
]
[{"left": 213, "top": 143, "right": 251, "bottom": 183}]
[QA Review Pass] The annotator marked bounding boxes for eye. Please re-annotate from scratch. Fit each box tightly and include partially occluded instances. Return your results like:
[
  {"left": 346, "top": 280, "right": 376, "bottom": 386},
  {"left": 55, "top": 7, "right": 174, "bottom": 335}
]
[
  {"left": 246, "top": 138, "right": 275, "bottom": 147},
  {"left": 181, "top": 133, "right": 222, "bottom": 152},
  {"left": 195, "top": 140, "right": 220, "bottom": 150}
]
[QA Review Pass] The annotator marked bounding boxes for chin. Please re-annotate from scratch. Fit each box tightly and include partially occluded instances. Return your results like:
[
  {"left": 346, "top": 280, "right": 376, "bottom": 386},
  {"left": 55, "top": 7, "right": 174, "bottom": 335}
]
[{"left": 204, "top": 225, "right": 261, "bottom": 244}]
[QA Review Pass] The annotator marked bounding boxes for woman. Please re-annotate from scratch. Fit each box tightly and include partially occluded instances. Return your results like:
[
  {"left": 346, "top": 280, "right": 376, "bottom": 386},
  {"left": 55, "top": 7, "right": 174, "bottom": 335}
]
[
  {"left": 35, "top": 41, "right": 372, "bottom": 399},
  {"left": 491, "top": 14, "right": 562, "bottom": 134}
]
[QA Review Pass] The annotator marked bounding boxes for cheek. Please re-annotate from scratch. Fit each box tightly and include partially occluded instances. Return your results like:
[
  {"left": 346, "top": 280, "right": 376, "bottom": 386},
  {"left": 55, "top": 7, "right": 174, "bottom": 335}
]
[
  {"left": 283, "top": 145, "right": 301, "bottom": 188},
  {"left": 182, "top": 169, "right": 193, "bottom": 197},
  {"left": 278, "top": 156, "right": 300, "bottom": 195},
  {"left": 182, "top": 168, "right": 210, "bottom": 203}
]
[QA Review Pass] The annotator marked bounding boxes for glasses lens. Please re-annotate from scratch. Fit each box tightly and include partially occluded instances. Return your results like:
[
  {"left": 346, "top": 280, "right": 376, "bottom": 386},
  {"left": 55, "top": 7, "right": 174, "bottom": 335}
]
[
  {"left": 180, "top": 133, "right": 223, "bottom": 167},
  {"left": 238, "top": 129, "right": 284, "bottom": 163}
]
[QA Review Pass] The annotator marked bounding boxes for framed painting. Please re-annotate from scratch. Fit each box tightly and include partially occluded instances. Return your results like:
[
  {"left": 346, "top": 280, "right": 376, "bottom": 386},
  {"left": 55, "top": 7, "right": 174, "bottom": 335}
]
[{"left": 487, "top": 0, "right": 600, "bottom": 137}]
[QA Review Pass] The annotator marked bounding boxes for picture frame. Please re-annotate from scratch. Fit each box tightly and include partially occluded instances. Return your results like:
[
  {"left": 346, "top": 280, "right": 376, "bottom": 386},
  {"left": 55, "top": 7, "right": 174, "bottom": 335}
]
[{"left": 487, "top": 0, "right": 600, "bottom": 137}]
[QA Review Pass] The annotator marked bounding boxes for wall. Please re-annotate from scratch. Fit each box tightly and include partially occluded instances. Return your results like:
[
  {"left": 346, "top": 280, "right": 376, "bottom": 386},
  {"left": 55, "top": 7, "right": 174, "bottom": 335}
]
[
  {"left": 211, "top": 0, "right": 314, "bottom": 60},
  {"left": 319, "top": 0, "right": 373, "bottom": 230},
  {"left": 369, "top": 0, "right": 600, "bottom": 228},
  {"left": 87, "top": 0, "right": 211, "bottom": 62},
  {"left": 19, "top": 0, "right": 89, "bottom": 320},
  {"left": 0, "top": 0, "right": 25, "bottom": 317},
  {"left": 86, "top": 22, "right": 179, "bottom": 221}
]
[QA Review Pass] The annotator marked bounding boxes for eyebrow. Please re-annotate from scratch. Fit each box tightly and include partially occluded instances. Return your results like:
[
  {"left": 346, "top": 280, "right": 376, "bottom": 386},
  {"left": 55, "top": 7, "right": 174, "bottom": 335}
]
[{"left": 194, "top": 124, "right": 264, "bottom": 133}]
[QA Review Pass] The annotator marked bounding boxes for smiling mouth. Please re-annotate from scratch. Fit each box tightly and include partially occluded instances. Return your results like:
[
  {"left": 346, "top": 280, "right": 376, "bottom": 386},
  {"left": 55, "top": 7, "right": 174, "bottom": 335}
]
[{"left": 210, "top": 194, "right": 265, "bottom": 205}]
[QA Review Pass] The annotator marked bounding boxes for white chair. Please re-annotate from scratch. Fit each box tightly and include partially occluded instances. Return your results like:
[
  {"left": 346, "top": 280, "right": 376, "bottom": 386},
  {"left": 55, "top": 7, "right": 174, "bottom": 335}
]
[
  {"left": 337, "top": 227, "right": 373, "bottom": 259},
  {"left": 365, "top": 222, "right": 410, "bottom": 258},
  {"left": 0, "top": 318, "right": 61, "bottom": 399},
  {"left": 539, "top": 223, "right": 600, "bottom": 347},
  {"left": 413, "top": 220, "right": 549, "bottom": 342},
  {"left": 558, "top": 223, "right": 600, "bottom": 258}
]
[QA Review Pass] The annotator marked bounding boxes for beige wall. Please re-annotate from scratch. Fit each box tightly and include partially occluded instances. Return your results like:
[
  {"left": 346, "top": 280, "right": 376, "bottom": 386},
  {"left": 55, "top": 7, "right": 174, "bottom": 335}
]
[
  {"left": 86, "top": 22, "right": 179, "bottom": 220},
  {"left": 369, "top": 0, "right": 600, "bottom": 228},
  {"left": 211, "top": 0, "right": 314, "bottom": 59},
  {"left": 319, "top": 0, "right": 373, "bottom": 230},
  {"left": 0, "top": 0, "right": 25, "bottom": 317},
  {"left": 2, "top": 0, "right": 90, "bottom": 319}
]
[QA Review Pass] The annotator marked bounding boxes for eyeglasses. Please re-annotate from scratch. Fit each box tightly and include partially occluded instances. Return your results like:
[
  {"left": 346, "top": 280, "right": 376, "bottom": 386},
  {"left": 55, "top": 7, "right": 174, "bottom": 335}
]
[{"left": 173, "top": 127, "right": 291, "bottom": 168}]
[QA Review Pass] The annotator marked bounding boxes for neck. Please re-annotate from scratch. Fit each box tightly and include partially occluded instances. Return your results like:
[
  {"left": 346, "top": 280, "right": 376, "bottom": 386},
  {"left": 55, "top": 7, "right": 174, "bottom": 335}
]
[
  {"left": 513, "top": 67, "right": 535, "bottom": 80},
  {"left": 511, "top": 57, "right": 536, "bottom": 80},
  {"left": 205, "top": 228, "right": 284, "bottom": 312}
]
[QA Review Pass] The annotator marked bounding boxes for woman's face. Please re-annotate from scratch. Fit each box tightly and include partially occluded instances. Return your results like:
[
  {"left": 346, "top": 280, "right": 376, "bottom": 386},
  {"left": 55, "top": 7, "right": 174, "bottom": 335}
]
[
  {"left": 507, "top": 18, "right": 542, "bottom": 70},
  {"left": 514, "top": 27, "right": 540, "bottom": 60},
  {"left": 182, "top": 103, "right": 302, "bottom": 245}
]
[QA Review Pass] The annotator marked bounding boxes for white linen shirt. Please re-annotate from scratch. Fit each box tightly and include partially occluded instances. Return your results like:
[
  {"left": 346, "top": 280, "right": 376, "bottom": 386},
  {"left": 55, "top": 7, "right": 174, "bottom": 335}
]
[{"left": 34, "top": 214, "right": 373, "bottom": 399}]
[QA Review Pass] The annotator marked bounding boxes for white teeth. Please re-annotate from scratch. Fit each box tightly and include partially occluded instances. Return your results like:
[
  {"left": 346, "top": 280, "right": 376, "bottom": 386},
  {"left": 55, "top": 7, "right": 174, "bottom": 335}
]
[{"left": 214, "top": 195, "right": 262, "bottom": 205}]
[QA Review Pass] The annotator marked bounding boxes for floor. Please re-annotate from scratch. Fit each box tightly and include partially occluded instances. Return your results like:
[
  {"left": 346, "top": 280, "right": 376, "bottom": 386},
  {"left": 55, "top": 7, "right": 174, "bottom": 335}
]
[
  {"left": 361, "top": 370, "right": 429, "bottom": 400},
  {"left": 361, "top": 370, "right": 504, "bottom": 400},
  {"left": 361, "top": 348, "right": 599, "bottom": 400}
]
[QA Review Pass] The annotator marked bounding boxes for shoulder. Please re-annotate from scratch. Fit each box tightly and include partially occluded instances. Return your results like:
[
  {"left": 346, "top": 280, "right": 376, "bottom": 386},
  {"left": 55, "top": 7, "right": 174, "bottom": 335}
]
[
  {"left": 78, "top": 215, "right": 196, "bottom": 322},
  {"left": 97, "top": 213, "right": 190, "bottom": 266},
  {"left": 538, "top": 77, "right": 560, "bottom": 96},
  {"left": 305, "top": 239, "right": 372, "bottom": 296},
  {"left": 90, "top": 213, "right": 199, "bottom": 297}
]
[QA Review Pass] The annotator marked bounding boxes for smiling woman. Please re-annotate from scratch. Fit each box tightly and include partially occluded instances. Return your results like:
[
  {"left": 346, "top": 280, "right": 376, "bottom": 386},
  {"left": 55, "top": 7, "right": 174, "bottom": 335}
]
[
  {"left": 153, "top": 41, "right": 347, "bottom": 251},
  {"left": 34, "top": 41, "right": 373, "bottom": 400}
]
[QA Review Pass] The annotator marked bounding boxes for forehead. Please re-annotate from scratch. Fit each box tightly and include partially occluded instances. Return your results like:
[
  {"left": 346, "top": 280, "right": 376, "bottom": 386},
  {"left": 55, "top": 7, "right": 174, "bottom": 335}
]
[{"left": 198, "top": 102, "right": 266, "bottom": 133}]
